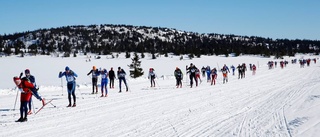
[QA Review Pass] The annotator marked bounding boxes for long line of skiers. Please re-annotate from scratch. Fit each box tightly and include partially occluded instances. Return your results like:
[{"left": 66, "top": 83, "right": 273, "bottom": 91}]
[
  {"left": 173, "top": 63, "right": 255, "bottom": 88},
  {"left": 11, "top": 58, "right": 317, "bottom": 122}
]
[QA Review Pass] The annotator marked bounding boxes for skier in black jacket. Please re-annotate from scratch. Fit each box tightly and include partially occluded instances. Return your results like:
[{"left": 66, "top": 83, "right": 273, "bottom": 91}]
[
  {"left": 186, "top": 63, "right": 198, "bottom": 88},
  {"left": 108, "top": 67, "right": 116, "bottom": 88}
]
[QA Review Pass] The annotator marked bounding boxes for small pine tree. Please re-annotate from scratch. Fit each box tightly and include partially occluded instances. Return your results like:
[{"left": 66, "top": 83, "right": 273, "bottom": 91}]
[
  {"left": 141, "top": 53, "right": 145, "bottom": 58},
  {"left": 128, "top": 53, "right": 144, "bottom": 78},
  {"left": 125, "top": 52, "right": 131, "bottom": 58},
  {"left": 152, "top": 53, "right": 156, "bottom": 59}
]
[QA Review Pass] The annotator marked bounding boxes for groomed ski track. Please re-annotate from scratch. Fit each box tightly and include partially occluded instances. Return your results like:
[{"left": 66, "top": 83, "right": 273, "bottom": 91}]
[{"left": 1, "top": 63, "right": 320, "bottom": 137}]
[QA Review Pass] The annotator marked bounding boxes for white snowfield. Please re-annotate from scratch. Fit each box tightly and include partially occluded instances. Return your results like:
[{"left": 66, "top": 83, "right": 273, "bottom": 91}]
[{"left": 0, "top": 54, "right": 319, "bottom": 137}]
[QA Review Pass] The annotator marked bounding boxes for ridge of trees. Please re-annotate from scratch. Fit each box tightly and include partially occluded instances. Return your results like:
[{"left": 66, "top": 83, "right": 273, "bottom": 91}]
[{"left": 0, "top": 24, "right": 319, "bottom": 57}]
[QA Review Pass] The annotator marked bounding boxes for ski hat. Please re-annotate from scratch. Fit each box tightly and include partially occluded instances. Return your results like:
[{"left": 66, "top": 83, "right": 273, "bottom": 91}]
[
  {"left": 65, "top": 66, "right": 70, "bottom": 71},
  {"left": 93, "top": 66, "right": 96, "bottom": 70},
  {"left": 25, "top": 69, "right": 30, "bottom": 74},
  {"left": 13, "top": 77, "right": 21, "bottom": 86}
]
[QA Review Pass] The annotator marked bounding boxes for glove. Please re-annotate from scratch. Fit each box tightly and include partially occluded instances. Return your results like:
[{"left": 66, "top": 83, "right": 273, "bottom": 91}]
[
  {"left": 19, "top": 72, "right": 23, "bottom": 78},
  {"left": 18, "top": 88, "right": 25, "bottom": 93},
  {"left": 59, "top": 71, "right": 62, "bottom": 75}
]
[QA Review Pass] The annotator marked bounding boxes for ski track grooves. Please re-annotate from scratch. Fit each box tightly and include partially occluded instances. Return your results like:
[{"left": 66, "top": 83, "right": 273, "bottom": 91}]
[{"left": 1, "top": 64, "right": 320, "bottom": 137}]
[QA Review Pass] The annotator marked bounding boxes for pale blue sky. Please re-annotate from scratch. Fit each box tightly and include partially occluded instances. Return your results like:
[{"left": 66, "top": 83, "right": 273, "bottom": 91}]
[{"left": 1, "top": 0, "right": 319, "bottom": 40}]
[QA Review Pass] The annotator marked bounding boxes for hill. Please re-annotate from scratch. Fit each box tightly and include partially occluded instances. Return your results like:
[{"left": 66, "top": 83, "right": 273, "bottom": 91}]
[{"left": 1, "top": 24, "right": 319, "bottom": 57}]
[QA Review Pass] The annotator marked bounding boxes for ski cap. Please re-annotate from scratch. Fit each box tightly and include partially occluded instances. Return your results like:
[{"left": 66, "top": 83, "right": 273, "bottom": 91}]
[
  {"left": 25, "top": 69, "right": 30, "bottom": 74},
  {"left": 65, "top": 66, "right": 70, "bottom": 71},
  {"left": 13, "top": 76, "right": 21, "bottom": 85}
]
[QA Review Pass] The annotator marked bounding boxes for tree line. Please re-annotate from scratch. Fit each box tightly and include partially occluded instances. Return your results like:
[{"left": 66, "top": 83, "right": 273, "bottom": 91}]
[{"left": 0, "top": 24, "right": 319, "bottom": 58}]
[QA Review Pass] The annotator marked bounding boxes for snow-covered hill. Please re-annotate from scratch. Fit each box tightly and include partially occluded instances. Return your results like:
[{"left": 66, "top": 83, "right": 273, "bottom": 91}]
[{"left": 1, "top": 54, "right": 319, "bottom": 137}]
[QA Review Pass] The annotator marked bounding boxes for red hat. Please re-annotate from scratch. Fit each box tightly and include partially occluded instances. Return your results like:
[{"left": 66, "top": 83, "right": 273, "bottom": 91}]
[{"left": 13, "top": 77, "right": 21, "bottom": 86}]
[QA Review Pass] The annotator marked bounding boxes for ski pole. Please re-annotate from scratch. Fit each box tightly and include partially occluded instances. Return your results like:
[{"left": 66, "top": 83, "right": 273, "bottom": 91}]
[
  {"left": 77, "top": 84, "right": 84, "bottom": 99},
  {"left": 61, "top": 77, "right": 64, "bottom": 96},
  {"left": 13, "top": 87, "right": 19, "bottom": 111},
  {"left": 155, "top": 79, "right": 160, "bottom": 87},
  {"left": 31, "top": 98, "right": 35, "bottom": 114}
]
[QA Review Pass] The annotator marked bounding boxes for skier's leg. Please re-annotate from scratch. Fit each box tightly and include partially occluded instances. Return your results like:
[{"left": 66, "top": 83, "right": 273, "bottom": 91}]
[
  {"left": 91, "top": 78, "right": 95, "bottom": 93},
  {"left": 123, "top": 79, "right": 128, "bottom": 91},
  {"left": 119, "top": 79, "right": 122, "bottom": 92},
  {"left": 31, "top": 88, "right": 42, "bottom": 101}
]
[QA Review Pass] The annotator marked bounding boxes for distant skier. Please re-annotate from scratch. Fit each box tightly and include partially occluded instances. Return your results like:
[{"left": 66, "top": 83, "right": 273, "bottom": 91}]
[
  {"left": 108, "top": 67, "right": 116, "bottom": 89},
  {"left": 87, "top": 66, "right": 99, "bottom": 94},
  {"left": 19, "top": 69, "right": 45, "bottom": 115},
  {"left": 230, "top": 65, "right": 235, "bottom": 76},
  {"left": 221, "top": 64, "right": 230, "bottom": 84},
  {"left": 195, "top": 68, "right": 202, "bottom": 83},
  {"left": 174, "top": 67, "right": 183, "bottom": 88},
  {"left": 13, "top": 76, "right": 34, "bottom": 122},
  {"left": 252, "top": 64, "right": 257, "bottom": 75},
  {"left": 186, "top": 63, "right": 198, "bottom": 88},
  {"left": 148, "top": 68, "right": 157, "bottom": 87},
  {"left": 201, "top": 66, "right": 206, "bottom": 77},
  {"left": 100, "top": 68, "right": 108, "bottom": 97},
  {"left": 211, "top": 68, "right": 217, "bottom": 85},
  {"left": 117, "top": 67, "right": 128, "bottom": 92},
  {"left": 59, "top": 66, "right": 78, "bottom": 107},
  {"left": 206, "top": 66, "right": 211, "bottom": 82}
]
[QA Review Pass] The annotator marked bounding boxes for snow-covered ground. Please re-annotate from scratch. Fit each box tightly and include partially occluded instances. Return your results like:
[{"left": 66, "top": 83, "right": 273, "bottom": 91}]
[{"left": 0, "top": 54, "right": 319, "bottom": 137}]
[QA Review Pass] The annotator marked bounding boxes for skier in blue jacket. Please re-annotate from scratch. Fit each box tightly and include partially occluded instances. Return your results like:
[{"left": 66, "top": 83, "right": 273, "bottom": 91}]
[
  {"left": 99, "top": 68, "right": 109, "bottom": 97},
  {"left": 59, "top": 66, "right": 78, "bottom": 107}
]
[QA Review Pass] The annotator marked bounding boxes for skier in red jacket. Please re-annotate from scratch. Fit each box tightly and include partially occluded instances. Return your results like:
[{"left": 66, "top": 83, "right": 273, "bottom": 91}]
[{"left": 13, "top": 76, "right": 35, "bottom": 122}]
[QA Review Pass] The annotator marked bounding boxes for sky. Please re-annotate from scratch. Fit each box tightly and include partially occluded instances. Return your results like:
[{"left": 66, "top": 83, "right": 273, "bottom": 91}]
[
  {"left": 0, "top": 0, "right": 320, "bottom": 40},
  {"left": 0, "top": 54, "right": 319, "bottom": 136}
]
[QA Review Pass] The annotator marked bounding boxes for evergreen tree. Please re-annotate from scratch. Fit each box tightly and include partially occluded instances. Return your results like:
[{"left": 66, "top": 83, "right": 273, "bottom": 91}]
[
  {"left": 125, "top": 51, "right": 131, "bottom": 58},
  {"left": 128, "top": 53, "right": 144, "bottom": 78}
]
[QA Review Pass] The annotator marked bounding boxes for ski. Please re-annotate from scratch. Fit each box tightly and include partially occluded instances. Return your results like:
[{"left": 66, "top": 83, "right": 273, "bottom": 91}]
[{"left": 35, "top": 99, "right": 53, "bottom": 115}]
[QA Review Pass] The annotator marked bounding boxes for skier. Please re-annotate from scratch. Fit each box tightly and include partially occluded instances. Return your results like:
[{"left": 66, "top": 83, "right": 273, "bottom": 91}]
[
  {"left": 19, "top": 69, "right": 45, "bottom": 115},
  {"left": 87, "top": 66, "right": 99, "bottom": 94},
  {"left": 100, "top": 68, "right": 108, "bottom": 97},
  {"left": 201, "top": 66, "right": 206, "bottom": 77},
  {"left": 211, "top": 68, "right": 217, "bottom": 85},
  {"left": 206, "top": 66, "right": 211, "bottom": 82},
  {"left": 252, "top": 64, "right": 257, "bottom": 75},
  {"left": 237, "top": 64, "right": 243, "bottom": 79},
  {"left": 221, "top": 64, "right": 230, "bottom": 84},
  {"left": 148, "top": 68, "right": 157, "bottom": 87},
  {"left": 13, "top": 76, "right": 34, "bottom": 122},
  {"left": 174, "top": 67, "right": 183, "bottom": 88},
  {"left": 108, "top": 67, "right": 116, "bottom": 89},
  {"left": 195, "top": 68, "right": 202, "bottom": 83},
  {"left": 59, "top": 66, "right": 78, "bottom": 107},
  {"left": 186, "top": 63, "right": 198, "bottom": 88},
  {"left": 117, "top": 67, "right": 128, "bottom": 92},
  {"left": 230, "top": 65, "right": 235, "bottom": 76}
]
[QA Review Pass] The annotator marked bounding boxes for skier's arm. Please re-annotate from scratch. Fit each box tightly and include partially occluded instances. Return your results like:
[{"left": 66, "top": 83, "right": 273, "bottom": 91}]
[
  {"left": 87, "top": 70, "right": 92, "bottom": 75},
  {"left": 59, "top": 71, "right": 65, "bottom": 78},
  {"left": 73, "top": 71, "right": 78, "bottom": 77},
  {"left": 29, "top": 75, "right": 36, "bottom": 83}
]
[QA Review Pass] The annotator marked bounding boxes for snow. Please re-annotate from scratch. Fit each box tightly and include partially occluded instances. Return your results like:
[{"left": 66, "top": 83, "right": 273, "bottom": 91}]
[{"left": 1, "top": 54, "right": 320, "bottom": 137}]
